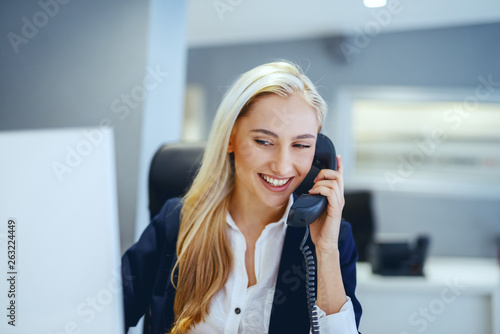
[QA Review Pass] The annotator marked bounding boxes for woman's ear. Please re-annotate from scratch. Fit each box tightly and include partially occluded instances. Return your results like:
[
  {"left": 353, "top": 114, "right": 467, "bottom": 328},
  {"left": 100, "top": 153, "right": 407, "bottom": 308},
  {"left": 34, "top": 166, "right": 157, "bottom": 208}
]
[
  {"left": 227, "top": 136, "right": 234, "bottom": 153},
  {"left": 227, "top": 127, "right": 236, "bottom": 153}
]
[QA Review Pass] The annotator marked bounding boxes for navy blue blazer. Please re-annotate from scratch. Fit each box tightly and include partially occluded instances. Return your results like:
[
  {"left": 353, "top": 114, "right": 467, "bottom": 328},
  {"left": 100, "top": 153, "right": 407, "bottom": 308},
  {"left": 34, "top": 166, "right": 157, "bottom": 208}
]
[{"left": 122, "top": 197, "right": 362, "bottom": 333}]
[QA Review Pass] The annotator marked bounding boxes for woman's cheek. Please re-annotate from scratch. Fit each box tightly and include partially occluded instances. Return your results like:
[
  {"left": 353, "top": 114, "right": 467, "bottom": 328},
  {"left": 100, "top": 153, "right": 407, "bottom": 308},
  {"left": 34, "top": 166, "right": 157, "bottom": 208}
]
[
  {"left": 235, "top": 144, "right": 259, "bottom": 174},
  {"left": 240, "top": 141, "right": 258, "bottom": 162},
  {"left": 300, "top": 154, "right": 315, "bottom": 175}
]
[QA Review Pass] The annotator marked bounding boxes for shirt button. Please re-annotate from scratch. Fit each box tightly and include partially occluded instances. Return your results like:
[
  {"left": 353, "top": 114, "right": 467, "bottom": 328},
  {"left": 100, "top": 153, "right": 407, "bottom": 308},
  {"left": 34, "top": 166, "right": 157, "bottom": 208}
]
[{"left": 234, "top": 307, "right": 241, "bottom": 315}]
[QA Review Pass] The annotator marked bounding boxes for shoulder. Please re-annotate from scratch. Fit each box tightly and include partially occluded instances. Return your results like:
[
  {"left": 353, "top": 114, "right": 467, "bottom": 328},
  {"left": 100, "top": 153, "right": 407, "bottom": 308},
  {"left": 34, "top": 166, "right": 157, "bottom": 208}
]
[
  {"left": 152, "top": 197, "right": 184, "bottom": 237},
  {"left": 155, "top": 197, "right": 184, "bottom": 221}
]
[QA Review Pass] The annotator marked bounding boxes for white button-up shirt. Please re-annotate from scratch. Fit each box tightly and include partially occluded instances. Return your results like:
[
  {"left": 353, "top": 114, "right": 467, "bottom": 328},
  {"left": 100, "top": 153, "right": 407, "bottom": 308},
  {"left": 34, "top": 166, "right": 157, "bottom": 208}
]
[{"left": 190, "top": 195, "right": 358, "bottom": 334}]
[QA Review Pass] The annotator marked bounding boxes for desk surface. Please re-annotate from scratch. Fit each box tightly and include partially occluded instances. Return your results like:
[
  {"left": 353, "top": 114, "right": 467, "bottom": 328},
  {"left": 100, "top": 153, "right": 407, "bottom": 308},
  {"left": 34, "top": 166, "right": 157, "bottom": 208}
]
[
  {"left": 357, "top": 256, "right": 500, "bottom": 294},
  {"left": 356, "top": 257, "right": 500, "bottom": 334}
]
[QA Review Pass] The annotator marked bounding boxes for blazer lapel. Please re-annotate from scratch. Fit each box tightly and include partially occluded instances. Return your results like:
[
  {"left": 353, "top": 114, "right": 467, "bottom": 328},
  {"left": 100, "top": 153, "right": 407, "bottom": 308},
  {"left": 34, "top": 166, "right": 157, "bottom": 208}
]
[{"left": 268, "top": 225, "right": 310, "bottom": 334}]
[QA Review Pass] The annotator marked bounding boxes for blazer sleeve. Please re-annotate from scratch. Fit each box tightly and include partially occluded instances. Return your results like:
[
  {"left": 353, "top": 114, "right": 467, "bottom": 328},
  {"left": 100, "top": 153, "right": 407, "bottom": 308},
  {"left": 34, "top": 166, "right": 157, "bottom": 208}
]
[
  {"left": 121, "top": 198, "right": 181, "bottom": 331},
  {"left": 339, "top": 219, "right": 363, "bottom": 330}
]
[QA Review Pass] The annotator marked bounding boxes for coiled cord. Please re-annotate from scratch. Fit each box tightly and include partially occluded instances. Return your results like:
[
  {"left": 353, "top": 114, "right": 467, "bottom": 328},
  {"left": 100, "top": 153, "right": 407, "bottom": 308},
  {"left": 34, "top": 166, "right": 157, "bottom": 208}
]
[{"left": 300, "top": 225, "right": 320, "bottom": 334}]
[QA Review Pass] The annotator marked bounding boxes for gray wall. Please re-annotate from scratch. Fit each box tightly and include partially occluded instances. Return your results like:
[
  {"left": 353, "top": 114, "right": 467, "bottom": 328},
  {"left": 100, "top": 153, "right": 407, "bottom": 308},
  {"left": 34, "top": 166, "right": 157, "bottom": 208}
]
[
  {"left": 1, "top": 1, "right": 148, "bottom": 252},
  {"left": 187, "top": 23, "right": 500, "bottom": 257},
  {"left": 188, "top": 23, "right": 500, "bottom": 125}
]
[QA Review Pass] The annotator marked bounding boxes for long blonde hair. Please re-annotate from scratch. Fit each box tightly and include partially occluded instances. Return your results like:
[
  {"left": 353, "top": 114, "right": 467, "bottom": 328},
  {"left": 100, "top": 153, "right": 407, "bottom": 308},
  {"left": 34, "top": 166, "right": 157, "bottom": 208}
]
[{"left": 169, "top": 61, "right": 326, "bottom": 333}]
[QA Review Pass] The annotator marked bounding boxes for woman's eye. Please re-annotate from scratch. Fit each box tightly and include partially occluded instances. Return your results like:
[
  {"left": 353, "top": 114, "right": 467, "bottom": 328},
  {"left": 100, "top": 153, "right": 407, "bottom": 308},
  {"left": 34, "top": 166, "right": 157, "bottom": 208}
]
[
  {"left": 294, "top": 144, "right": 311, "bottom": 149},
  {"left": 255, "top": 139, "right": 271, "bottom": 146}
]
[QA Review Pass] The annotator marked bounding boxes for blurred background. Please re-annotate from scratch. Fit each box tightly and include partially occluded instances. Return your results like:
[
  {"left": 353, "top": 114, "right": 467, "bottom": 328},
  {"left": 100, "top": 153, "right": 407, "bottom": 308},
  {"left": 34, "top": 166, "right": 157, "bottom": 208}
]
[{"left": 1, "top": 0, "right": 499, "bottom": 333}]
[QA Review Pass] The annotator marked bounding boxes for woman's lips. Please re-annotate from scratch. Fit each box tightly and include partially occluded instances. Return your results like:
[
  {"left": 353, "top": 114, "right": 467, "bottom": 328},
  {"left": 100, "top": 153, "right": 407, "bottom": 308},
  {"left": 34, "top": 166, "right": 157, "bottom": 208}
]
[{"left": 259, "top": 173, "right": 293, "bottom": 192}]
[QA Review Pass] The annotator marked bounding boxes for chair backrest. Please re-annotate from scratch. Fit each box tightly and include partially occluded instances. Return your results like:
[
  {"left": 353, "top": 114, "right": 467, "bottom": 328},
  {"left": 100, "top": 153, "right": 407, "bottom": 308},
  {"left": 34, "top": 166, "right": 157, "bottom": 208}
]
[{"left": 148, "top": 142, "right": 205, "bottom": 219}]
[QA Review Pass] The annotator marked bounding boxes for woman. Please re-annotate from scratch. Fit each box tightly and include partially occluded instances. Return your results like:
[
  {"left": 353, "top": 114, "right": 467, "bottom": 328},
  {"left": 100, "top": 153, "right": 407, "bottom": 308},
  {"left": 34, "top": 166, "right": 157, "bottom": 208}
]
[{"left": 122, "top": 61, "right": 362, "bottom": 334}]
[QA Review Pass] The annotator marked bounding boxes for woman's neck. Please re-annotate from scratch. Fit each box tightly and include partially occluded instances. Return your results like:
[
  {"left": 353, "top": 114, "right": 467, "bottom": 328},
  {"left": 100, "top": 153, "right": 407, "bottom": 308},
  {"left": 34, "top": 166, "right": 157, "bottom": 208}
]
[{"left": 228, "top": 187, "right": 289, "bottom": 233}]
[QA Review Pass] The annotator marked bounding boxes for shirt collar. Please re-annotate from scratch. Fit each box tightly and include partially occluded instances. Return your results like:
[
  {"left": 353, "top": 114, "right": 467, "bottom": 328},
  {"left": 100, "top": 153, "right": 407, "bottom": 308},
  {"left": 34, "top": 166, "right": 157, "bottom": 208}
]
[{"left": 226, "top": 194, "right": 294, "bottom": 233}]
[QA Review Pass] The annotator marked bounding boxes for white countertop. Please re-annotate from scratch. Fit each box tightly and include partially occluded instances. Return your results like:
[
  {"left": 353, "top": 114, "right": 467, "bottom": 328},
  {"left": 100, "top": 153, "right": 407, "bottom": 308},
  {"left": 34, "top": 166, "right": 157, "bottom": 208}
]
[{"left": 356, "top": 256, "right": 500, "bottom": 294}]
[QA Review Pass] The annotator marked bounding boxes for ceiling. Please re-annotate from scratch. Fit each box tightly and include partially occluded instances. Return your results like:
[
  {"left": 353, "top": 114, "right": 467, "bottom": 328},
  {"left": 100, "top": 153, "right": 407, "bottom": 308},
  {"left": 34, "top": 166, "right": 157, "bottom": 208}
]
[{"left": 187, "top": 0, "right": 500, "bottom": 47}]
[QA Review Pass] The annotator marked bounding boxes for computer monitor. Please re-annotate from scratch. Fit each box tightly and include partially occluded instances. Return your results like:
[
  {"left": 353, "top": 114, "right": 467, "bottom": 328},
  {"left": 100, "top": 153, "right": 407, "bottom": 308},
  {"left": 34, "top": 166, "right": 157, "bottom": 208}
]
[{"left": 0, "top": 126, "right": 124, "bottom": 333}]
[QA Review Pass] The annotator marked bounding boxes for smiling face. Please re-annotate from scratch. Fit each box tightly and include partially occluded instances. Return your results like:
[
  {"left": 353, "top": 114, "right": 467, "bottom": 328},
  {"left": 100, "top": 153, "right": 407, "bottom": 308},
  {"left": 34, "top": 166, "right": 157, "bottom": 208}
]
[{"left": 228, "top": 93, "right": 319, "bottom": 214}]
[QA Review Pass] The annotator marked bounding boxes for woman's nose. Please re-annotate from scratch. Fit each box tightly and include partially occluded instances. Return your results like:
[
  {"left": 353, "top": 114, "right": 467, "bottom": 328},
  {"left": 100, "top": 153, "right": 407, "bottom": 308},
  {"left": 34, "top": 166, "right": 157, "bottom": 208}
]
[{"left": 270, "top": 148, "right": 293, "bottom": 176}]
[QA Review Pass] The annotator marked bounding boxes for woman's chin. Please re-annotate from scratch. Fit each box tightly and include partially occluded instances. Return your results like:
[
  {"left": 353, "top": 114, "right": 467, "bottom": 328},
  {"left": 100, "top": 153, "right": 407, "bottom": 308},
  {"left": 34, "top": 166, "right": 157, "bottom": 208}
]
[{"left": 258, "top": 191, "right": 292, "bottom": 211}]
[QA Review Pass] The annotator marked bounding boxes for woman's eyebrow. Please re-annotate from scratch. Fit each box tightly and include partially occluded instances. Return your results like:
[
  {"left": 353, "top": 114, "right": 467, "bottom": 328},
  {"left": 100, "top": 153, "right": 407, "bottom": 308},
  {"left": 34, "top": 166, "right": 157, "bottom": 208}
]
[
  {"left": 250, "top": 129, "right": 316, "bottom": 140},
  {"left": 251, "top": 129, "right": 278, "bottom": 138},
  {"left": 294, "top": 134, "right": 316, "bottom": 140}
]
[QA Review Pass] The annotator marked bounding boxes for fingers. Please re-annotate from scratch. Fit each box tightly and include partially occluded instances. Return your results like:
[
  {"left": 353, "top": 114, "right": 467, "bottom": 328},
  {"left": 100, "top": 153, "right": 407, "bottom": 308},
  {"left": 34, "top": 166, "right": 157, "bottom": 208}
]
[
  {"left": 309, "top": 184, "right": 344, "bottom": 204},
  {"left": 308, "top": 156, "right": 344, "bottom": 248},
  {"left": 337, "top": 155, "right": 343, "bottom": 173},
  {"left": 309, "top": 155, "right": 345, "bottom": 210},
  {"left": 313, "top": 155, "right": 343, "bottom": 182},
  {"left": 312, "top": 156, "right": 344, "bottom": 191}
]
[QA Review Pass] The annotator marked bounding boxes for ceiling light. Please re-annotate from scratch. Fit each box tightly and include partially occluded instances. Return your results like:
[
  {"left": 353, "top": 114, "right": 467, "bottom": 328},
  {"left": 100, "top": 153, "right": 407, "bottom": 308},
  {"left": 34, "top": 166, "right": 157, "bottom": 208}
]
[{"left": 363, "top": 0, "right": 387, "bottom": 8}]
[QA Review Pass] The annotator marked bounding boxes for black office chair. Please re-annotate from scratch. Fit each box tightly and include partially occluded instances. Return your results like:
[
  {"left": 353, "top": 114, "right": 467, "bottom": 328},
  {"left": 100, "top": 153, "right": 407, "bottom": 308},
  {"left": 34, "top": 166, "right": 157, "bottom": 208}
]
[
  {"left": 143, "top": 140, "right": 374, "bottom": 333},
  {"left": 148, "top": 142, "right": 205, "bottom": 220}
]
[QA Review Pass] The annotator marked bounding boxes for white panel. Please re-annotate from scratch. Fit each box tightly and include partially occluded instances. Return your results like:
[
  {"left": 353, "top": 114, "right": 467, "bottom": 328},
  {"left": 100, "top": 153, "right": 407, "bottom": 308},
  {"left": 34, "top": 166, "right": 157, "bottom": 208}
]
[{"left": 0, "top": 127, "right": 123, "bottom": 333}]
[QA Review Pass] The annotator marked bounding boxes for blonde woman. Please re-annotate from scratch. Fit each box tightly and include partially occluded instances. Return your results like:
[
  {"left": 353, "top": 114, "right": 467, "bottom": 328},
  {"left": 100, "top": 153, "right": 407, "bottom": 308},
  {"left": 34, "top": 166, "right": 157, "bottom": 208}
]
[{"left": 122, "top": 61, "right": 362, "bottom": 334}]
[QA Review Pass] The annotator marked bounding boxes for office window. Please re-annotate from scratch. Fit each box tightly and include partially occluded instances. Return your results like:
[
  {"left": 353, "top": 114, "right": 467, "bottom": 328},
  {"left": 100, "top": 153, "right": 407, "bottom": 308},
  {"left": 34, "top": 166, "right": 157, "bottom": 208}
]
[
  {"left": 182, "top": 84, "right": 206, "bottom": 142},
  {"left": 351, "top": 98, "right": 500, "bottom": 193}
]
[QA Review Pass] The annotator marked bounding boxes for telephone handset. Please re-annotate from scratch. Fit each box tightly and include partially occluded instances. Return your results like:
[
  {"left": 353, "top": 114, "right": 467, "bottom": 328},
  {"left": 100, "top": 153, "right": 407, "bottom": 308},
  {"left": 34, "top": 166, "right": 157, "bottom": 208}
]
[{"left": 287, "top": 133, "right": 337, "bottom": 227}]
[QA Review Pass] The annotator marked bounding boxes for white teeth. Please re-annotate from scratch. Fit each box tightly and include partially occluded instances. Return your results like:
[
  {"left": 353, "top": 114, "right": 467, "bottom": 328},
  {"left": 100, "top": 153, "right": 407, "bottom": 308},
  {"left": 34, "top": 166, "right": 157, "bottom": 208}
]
[{"left": 261, "top": 174, "right": 290, "bottom": 187}]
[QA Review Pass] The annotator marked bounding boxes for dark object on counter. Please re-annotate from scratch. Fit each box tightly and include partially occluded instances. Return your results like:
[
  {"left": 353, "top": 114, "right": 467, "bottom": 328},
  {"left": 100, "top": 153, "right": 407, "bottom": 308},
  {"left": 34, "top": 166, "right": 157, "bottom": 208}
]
[
  {"left": 342, "top": 191, "right": 375, "bottom": 262},
  {"left": 369, "top": 235, "right": 430, "bottom": 276}
]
